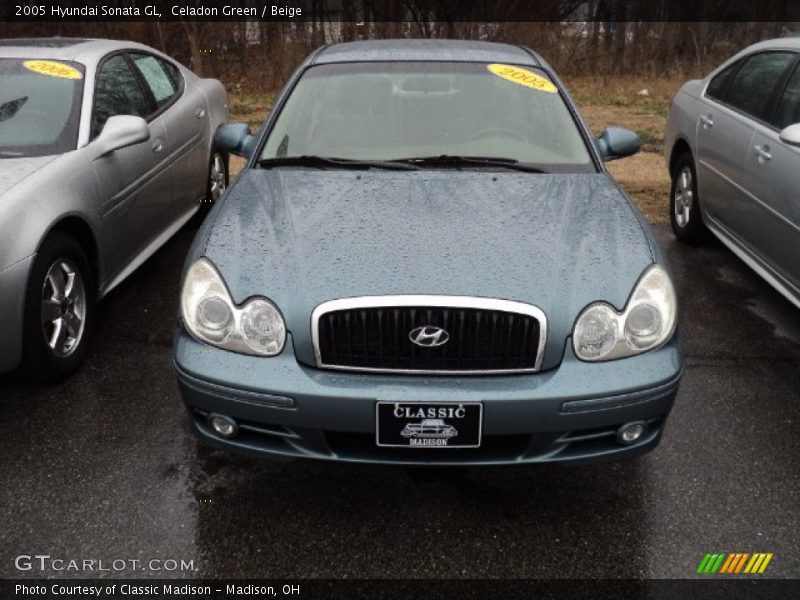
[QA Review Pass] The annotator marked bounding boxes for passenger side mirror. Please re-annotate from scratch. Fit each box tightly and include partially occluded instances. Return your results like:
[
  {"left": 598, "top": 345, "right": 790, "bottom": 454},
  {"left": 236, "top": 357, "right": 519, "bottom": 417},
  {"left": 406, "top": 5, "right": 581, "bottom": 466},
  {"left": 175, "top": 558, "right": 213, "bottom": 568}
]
[
  {"left": 93, "top": 115, "right": 150, "bottom": 158},
  {"left": 215, "top": 123, "right": 256, "bottom": 158},
  {"left": 778, "top": 123, "right": 800, "bottom": 147},
  {"left": 596, "top": 127, "right": 641, "bottom": 161}
]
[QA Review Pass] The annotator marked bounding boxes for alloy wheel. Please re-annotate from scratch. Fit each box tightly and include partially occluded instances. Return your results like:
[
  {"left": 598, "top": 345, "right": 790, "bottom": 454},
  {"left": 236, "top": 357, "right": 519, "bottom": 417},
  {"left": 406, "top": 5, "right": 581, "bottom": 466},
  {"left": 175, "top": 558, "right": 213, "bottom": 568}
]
[
  {"left": 209, "top": 154, "right": 227, "bottom": 201},
  {"left": 674, "top": 166, "right": 693, "bottom": 228},
  {"left": 40, "top": 259, "right": 86, "bottom": 358}
]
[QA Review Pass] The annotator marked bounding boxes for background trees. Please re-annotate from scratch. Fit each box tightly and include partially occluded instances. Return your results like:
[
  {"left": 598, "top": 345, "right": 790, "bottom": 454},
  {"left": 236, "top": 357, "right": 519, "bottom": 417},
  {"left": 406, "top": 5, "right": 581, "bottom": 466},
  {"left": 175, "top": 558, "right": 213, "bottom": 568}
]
[{"left": 2, "top": 0, "right": 794, "bottom": 90}]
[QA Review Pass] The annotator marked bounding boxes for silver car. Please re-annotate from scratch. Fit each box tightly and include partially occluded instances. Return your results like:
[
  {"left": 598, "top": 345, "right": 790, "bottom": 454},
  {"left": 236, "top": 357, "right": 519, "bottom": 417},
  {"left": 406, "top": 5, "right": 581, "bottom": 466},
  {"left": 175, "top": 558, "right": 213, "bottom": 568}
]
[
  {"left": 0, "top": 38, "right": 228, "bottom": 380},
  {"left": 401, "top": 419, "right": 458, "bottom": 439},
  {"left": 666, "top": 38, "right": 800, "bottom": 308}
]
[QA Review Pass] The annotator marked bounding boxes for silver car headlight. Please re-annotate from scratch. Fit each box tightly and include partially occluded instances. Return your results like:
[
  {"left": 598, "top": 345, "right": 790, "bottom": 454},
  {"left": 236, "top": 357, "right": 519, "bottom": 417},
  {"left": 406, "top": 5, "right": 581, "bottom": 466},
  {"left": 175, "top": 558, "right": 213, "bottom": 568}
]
[
  {"left": 181, "top": 258, "right": 286, "bottom": 356},
  {"left": 573, "top": 265, "right": 677, "bottom": 362}
]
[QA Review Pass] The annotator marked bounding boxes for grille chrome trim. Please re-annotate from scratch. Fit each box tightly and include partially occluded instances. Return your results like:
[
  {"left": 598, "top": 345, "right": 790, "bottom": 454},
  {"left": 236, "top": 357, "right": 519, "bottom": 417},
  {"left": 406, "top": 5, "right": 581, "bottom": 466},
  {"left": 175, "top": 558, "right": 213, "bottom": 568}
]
[{"left": 311, "top": 295, "right": 548, "bottom": 375}]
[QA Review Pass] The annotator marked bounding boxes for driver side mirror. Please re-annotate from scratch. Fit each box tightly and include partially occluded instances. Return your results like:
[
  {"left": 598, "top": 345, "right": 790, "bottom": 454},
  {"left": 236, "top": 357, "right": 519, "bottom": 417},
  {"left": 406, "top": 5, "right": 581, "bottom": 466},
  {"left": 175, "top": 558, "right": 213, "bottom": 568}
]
[
  {"left": 779, "top": 123, "right": 800, "bottom": 147},
  {"left": 596, "top": 127, "right": 641, "bottom": 161},
  {"left": 215, "top": 123, "right": 256, "bottom": 158},
  {"left": 93, "top": 115, "right": 150, "bottom": 159}
]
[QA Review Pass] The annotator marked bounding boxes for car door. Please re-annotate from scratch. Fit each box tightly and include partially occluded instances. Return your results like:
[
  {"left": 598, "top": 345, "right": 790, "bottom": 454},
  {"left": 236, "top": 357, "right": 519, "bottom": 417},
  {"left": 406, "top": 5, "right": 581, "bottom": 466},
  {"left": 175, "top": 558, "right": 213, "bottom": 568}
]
[
  {"left": 744, "top": 60, "right": 800, "bottom": 291},
  {"left": 129, "top": 51, "right": 208, "bottom": 224},
  {"left": 695, "top": 51, "right": 796, "bottom": 239},
  {"left": 91, "top": 53, "right": 172, "bottom": 283}
]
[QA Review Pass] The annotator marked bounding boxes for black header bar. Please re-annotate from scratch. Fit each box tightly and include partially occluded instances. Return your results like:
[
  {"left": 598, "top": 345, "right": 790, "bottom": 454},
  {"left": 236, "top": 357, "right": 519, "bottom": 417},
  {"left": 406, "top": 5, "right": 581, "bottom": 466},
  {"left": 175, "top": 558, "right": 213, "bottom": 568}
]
[{"left": 2, "top": 0, "right": 800, "bottom": 22}]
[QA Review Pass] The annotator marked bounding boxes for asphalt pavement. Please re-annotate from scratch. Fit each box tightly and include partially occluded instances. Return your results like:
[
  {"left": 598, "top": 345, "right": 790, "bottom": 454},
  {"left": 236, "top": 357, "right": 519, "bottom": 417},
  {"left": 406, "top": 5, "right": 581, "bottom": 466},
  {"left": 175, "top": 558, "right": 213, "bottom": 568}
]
[{"left": 1, "top": 219, "right": 799, "bottom": 579}]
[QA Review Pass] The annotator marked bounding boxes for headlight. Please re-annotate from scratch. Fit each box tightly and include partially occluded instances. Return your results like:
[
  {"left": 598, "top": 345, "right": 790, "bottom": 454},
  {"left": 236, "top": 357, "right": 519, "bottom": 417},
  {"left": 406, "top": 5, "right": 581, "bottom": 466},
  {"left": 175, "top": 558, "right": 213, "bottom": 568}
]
[
  {"left": 180, "top": 258, "right": 286, "bottom": 356},
  {"left": 573, "top": 265, "right": 677, "bottom": 361}
]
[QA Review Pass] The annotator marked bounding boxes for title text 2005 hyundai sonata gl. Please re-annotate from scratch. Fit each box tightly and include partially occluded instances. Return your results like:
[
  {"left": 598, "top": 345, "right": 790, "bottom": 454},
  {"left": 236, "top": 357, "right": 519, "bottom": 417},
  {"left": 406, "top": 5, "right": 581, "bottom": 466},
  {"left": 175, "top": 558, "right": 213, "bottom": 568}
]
[{"left": 173, "top": 40, "right": 683, "bottom": 465}]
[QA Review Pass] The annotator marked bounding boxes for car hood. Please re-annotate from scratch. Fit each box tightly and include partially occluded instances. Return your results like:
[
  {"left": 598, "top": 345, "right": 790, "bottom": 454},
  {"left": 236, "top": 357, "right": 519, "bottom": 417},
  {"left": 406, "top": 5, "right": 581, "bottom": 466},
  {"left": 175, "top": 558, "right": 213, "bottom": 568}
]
[
  {"left": 0, "top": 155, "right": 59, "bottom": 194},
  {"left": 204, "top": 169, "right": 655, "bottom": 369}
]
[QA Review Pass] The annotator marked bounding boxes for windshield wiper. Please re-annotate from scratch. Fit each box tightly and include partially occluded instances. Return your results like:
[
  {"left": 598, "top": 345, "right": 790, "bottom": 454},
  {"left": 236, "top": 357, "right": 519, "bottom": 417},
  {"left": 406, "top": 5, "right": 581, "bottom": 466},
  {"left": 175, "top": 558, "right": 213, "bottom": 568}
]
[
  {"left": 394, "top": 155, "right": 548, "bottom": 173},
  {"left": 258, "top": 155, "right": 418, "bottom": 171}
]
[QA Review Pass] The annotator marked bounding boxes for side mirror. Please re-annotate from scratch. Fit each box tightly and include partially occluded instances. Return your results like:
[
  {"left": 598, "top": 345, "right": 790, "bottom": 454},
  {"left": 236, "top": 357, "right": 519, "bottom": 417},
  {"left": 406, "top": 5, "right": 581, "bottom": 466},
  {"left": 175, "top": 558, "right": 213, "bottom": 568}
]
[
  {"left": 779, "top": 123, "right": 800, "bottom": 146},
  {"left": 93, "top": 115, "right": 149, "bottom": 158},
  {"left": 596, "top": 127, "right": 641, "bottom": 161},
  {"left": 215, "top": 123, "right": 256, "bottom": 158}
]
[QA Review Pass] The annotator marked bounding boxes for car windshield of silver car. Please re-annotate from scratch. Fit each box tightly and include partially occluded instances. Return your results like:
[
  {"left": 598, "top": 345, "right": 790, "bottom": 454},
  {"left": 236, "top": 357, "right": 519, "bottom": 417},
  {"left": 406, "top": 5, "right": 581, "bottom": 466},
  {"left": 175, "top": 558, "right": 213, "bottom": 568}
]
[{"left": 0, "top": 58, "right": 84, "bottom": 157}]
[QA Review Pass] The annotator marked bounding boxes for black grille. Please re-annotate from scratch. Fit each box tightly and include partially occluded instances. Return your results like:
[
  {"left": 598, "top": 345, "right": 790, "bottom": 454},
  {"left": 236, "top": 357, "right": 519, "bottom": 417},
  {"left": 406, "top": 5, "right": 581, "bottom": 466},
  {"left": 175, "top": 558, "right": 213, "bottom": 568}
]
[
  {"left": 325, "top": 432, "right": 536, "bottom": 462},
  {"left": 316, "top": 304, "right": 542, "bottom": 373}
]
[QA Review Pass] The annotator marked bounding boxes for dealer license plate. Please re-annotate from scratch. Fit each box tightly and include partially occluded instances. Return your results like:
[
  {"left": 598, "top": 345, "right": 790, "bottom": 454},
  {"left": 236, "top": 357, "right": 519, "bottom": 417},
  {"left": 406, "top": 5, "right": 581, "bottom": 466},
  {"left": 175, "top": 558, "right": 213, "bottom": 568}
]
[{"left": 375, "top": 402, "right": 483, "bottom": 448}]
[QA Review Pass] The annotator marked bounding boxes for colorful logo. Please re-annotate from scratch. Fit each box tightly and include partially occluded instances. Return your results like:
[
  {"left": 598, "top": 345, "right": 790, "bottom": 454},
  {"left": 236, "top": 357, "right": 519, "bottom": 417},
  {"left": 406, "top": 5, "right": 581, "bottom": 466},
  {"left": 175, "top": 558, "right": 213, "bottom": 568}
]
[{"left": 696, "top": 552, "right": 773, "bottom": 574}]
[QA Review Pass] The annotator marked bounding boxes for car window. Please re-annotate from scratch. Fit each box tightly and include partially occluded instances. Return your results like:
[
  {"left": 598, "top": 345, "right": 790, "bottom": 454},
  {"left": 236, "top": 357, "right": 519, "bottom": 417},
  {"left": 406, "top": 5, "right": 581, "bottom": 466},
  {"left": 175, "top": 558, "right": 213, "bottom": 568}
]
[
  {"left": 706, "top": 61, "right": 739, "bottom": 100},
  {"left": 773, "top": 66, "right": 800, "bottom": 130},
  {"left": 0, "top": 58, "right": 84, "bottom": 157},
  {"left": 261, "top": 61, "right": 595, "bottom": 172},
  {"left": 91, "top": 54, "right": 150, "bottom": 139},
  {"left": 129, "top": 53, "right": 180, "bottom": 109},
  {"left": 723, "top": 52, "right": 796, "bottom": 120}
]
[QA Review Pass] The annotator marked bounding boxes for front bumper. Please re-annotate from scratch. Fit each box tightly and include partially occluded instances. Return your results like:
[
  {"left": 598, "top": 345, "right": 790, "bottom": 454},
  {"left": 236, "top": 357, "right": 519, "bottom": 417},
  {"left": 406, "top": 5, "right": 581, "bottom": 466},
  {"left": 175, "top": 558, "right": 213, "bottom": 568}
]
[{"left": 174, "top": 328, "right": 683, "bottom": 466}]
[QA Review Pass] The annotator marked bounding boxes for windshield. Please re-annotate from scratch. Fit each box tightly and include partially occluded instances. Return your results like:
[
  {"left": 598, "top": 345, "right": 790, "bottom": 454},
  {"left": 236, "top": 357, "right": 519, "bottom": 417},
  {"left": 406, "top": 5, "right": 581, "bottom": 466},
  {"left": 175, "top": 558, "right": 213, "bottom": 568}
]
[
  {"left": 0, "top": 58, "right": 84, "bottom": 158},
  {"left": 261, "top": 61, "right": 594, "bottom": 172}
]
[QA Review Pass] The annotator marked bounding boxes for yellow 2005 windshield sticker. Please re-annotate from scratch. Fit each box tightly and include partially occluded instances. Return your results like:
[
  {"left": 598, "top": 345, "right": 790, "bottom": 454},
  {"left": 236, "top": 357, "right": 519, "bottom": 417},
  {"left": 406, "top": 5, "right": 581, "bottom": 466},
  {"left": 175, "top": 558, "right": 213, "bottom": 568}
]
[
  {"left": 487, "top": 63, "right": 557, "bottom": 93},
  {"left": 23, "top": 60, "right": 82, "bottom": 80}
]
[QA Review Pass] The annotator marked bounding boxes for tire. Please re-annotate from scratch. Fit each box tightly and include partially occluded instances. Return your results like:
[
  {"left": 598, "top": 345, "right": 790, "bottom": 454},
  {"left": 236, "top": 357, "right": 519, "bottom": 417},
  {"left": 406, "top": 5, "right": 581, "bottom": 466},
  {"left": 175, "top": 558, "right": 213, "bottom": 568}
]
[
  {"left": 670, "top": 151, "right": 708, "bottom": 245},
  {"left": 20, "top": 232, "right": 95, "bottom": 382},
  {"left": 203, "top": 151, "right": 228, "bottom": 210}
]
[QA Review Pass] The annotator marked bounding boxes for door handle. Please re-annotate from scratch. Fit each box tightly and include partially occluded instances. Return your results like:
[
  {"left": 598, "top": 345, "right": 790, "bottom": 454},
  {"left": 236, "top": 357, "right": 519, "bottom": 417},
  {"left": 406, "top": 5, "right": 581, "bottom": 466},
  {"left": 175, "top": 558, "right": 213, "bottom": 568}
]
[
  {"left": 700, "top": 115, "right": 714, "bottom": 128},
  {"left": 152, "top": 140, "right": 164, "bottom": 153},
  {"left": 195, "top": 107, "right": 206, "bottom": 119},
  {"left": 754, "top": 144, "right": 772, "bottom": 161}
]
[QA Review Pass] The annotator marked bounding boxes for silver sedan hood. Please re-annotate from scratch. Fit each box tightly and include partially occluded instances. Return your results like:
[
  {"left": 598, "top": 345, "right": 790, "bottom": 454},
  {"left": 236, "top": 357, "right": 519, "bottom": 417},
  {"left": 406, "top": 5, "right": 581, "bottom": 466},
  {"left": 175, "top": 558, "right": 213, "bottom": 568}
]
[
  {"left": 202, "top": 169, "right": 655, "bottom": 369},
  {"left": 0, "top": 155, "right": 59, "bottom": 195}
]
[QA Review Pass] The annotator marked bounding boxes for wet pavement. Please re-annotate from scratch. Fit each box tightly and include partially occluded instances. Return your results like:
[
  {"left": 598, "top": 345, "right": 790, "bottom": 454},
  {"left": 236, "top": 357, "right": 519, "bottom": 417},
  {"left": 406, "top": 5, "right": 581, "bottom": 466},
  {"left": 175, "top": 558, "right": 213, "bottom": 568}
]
[{"left": 1, "top": 220, "right": 799, "bottom": 579}]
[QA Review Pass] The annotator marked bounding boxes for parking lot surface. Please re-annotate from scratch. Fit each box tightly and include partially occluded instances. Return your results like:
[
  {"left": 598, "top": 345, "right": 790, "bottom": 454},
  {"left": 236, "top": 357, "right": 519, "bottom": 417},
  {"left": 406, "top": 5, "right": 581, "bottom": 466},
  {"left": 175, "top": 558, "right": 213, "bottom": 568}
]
[{"left": 1, "top": 219, "right": 799, "bottom": 578}]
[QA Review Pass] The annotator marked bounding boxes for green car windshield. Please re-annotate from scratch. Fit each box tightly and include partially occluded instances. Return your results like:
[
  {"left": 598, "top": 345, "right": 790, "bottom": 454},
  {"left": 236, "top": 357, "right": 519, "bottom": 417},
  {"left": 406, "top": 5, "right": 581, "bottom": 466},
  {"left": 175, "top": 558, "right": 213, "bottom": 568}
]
[
  {"left": 261, "top": 61, "right": 595, "bottom": 172},
  {"left": 0, "top": 58, "right": 84, "bottom": 158}
]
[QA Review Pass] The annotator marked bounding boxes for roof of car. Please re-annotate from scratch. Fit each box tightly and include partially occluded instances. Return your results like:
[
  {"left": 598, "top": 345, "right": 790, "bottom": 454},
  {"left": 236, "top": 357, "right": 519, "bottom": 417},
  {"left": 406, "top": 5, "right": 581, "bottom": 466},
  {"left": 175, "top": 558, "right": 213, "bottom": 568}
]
[
  {"left": 0, "top": 38, "right": 91, "bottom": 48},
  {"left": 744, "top": 37, "right": 800, "bottom": 52},
  {"left": 0, "top": 37, "right": 159, "bottom": 66},
  {"left": 312, "top": 39, "right": 540, "bottom": 66}
]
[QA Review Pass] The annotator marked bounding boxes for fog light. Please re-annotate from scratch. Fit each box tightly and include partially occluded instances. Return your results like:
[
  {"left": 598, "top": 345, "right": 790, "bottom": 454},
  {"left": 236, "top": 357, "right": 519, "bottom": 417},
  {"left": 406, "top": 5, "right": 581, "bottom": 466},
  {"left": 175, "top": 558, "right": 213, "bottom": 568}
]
[
  {"left": 208, "top": 414, "right": 238, "bottom": 438},
  {"left": 617, "top": 421, "right": 646, "bottom": 445}
]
